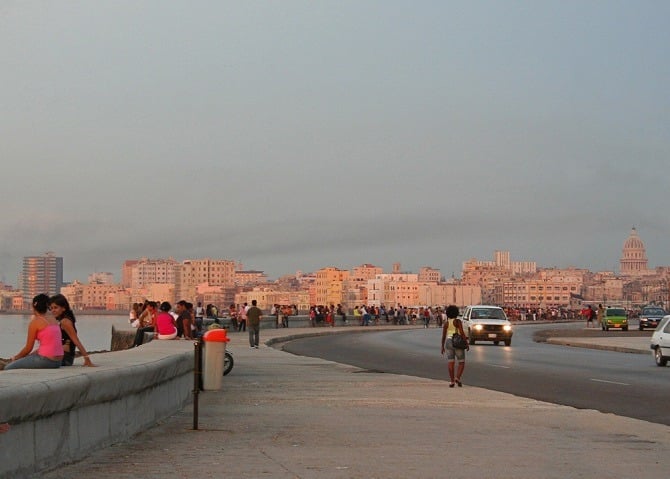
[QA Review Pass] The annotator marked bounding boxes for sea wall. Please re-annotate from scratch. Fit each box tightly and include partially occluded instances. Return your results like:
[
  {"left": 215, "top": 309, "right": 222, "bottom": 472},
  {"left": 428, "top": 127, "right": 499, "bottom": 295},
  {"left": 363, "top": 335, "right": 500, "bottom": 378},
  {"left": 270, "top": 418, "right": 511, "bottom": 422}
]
[{"left": 0, "top": 341, "right": 194, "bottom": 479}]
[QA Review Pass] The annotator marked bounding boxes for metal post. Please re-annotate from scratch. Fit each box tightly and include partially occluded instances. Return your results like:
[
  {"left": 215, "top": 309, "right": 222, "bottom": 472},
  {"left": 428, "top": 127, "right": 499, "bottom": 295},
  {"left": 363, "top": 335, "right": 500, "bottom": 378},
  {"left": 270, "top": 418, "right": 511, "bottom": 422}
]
[{"left": 193, "top": 339, "right": 201, "bottom": 430}]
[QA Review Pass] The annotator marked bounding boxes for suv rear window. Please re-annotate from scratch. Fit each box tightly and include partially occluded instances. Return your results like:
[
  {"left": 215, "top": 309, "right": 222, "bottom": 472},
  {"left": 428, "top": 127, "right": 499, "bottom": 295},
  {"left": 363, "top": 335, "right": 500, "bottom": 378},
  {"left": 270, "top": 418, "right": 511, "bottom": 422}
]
[
  {"left": 642, "top": 308, "right": 665, "bottom": 316},
  {"left": 606, "top": 308, "right": 626, "bottom": 316}
]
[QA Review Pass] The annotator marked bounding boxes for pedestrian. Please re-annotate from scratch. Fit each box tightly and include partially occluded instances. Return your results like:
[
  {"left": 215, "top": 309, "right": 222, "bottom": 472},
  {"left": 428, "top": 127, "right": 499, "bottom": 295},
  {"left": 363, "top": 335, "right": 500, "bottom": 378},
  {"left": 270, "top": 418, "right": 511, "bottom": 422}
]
[
  {"left": 194, "top": 302, "right": 205, "bottom": 334},
  {"left": 585, "top": 305, "right": 594, "bottom": 328},
  {"left": 48, "top": 294, "right": 94, "bottom": 367},
  {"left": 441, "top": 304, "right": 468, "bottom": 387},
  {"left": 228, "top": 303, "right": 238, "bottom": 330},
  {"left": 237, "top": 303, "right": 247, "bottom": 332},
  {"left": 336, "top": 304, "right": 347, "bottom": 325},
  {"left": 5, "top": 294, "right": 64, "bottom": 370},
  {"left": 246, "top": 299, "right": 263, "bottom": 348},
  {"left": 597, "top": 304, "right": 605, "bottom": 329}
]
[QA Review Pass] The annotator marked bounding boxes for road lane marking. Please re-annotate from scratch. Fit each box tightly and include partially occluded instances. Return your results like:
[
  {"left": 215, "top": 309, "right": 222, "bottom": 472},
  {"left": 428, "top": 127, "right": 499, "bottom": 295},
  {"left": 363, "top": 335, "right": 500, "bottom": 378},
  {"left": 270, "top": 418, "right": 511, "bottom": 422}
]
[
  {"left": 590, "top": 378, "right": 630, "bottom": 386},
  {"left": 486, "top": 364, "right": 510, "bottom": 369}
]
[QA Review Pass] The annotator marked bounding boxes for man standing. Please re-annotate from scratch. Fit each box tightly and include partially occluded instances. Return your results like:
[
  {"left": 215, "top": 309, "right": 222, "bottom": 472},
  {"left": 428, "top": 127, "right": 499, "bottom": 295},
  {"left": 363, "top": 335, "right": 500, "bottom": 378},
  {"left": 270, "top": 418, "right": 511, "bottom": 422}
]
[
  {"left": 194, "top": 302, "right": 205, "bottom": 334},
  {"left": 246, "top": 300, "right": 263, "bottom": 348}
]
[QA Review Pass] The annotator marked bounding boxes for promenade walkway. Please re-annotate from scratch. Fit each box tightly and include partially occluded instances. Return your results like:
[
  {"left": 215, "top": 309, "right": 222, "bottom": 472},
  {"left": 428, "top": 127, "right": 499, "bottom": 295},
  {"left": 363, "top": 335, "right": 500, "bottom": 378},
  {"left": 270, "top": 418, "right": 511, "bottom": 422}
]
[{"left": 40, "top": 326, "right": 668, "bottom": 479}]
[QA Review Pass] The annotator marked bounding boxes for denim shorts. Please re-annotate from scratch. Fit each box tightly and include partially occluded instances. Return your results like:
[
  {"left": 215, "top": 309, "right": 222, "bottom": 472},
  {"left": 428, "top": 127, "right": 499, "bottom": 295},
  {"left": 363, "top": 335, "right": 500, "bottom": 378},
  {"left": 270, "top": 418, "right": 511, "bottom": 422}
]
[{"left": 445, "top": 338, "right": 465, "bottom": 361}]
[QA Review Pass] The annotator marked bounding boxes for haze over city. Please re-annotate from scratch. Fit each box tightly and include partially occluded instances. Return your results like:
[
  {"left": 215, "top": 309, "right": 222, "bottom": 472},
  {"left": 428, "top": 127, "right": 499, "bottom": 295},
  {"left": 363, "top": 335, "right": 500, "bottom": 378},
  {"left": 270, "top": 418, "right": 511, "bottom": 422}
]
[{"left": 1, "top": 1, "right": 669, "bottom": 285}]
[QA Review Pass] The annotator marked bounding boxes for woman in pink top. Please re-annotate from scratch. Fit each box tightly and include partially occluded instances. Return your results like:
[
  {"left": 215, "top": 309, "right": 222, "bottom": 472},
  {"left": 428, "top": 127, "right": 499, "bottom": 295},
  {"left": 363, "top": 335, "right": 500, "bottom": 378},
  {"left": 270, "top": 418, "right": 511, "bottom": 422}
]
[
  {"left": 5, "top": 294, "right": 64, "bottom": 370},
  {"left": 156, "top": 302, "right": 178, "bottom": 340}
]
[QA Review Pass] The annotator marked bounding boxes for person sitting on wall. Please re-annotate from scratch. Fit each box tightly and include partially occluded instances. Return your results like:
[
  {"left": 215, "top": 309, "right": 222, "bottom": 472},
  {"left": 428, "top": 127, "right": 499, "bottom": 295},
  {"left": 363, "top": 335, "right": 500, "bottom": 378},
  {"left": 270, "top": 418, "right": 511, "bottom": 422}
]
[
  {"left": 155, "top": 302, "right": 178, "bottom": 340},
  {"left": 133, "top": 301, "right": 157, "bottom": 347}
]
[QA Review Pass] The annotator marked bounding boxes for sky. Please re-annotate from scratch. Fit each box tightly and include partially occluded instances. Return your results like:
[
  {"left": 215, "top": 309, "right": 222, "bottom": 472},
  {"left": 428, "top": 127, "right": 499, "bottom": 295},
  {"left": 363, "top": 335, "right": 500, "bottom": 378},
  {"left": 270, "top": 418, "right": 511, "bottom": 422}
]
[{"left": 1, "top": 1, "right": 669, "bottom": 285}]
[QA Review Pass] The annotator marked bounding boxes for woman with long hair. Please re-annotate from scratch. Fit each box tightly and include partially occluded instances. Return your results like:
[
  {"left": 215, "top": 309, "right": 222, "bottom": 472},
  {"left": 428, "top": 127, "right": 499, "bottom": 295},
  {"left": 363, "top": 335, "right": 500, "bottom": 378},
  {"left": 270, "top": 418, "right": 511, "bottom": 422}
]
[
  {"left": 5, "top": 294, "right": 64, "bottom": 370},
  {"left": 48, "top": 294, "right": 94, "bottom": 367}
]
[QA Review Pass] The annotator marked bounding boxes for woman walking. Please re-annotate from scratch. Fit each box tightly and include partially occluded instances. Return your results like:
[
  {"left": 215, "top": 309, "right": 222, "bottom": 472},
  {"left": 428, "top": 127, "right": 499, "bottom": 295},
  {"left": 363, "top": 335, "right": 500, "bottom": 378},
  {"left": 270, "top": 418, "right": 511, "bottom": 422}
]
[
  {"left": 49, "top": 294, "right": 94, "bottom": 367},
  {"left": 441, "top": 305, "right": 468, "bottom": 387}
]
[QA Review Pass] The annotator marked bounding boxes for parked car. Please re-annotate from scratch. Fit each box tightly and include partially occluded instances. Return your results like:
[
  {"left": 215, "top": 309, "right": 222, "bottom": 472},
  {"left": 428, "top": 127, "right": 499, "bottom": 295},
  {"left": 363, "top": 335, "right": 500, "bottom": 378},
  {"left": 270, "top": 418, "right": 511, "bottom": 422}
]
[
  {"left": 601, "top": 307, "right": 628, "bottom": 331},
  {"left": 638, "top": 306, "right": 666, "bottom": 330},
  {"left": 460, "top": 305, "right": 513, "bottom": 346},
  {"left": 650, "top": 315, "right": 670, "bottom": 366}
]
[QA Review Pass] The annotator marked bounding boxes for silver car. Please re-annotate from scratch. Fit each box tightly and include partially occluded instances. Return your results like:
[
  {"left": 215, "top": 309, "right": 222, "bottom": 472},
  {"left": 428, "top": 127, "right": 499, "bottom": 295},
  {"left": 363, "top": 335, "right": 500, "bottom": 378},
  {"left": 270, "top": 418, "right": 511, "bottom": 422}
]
[{"left": 650, "top": 315, "right": 670, "bottom": 367}]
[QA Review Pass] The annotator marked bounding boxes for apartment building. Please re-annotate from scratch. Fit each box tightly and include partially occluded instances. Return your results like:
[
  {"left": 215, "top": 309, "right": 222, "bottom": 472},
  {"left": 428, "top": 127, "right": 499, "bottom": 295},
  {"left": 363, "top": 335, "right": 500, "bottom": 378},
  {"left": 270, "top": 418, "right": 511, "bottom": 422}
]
[
  {"left": 175, "top": 258, "right": 236, "bottom": 303},
  {"left": 21, "top": 252, "right": 63, "bottom": 304},
  {"left": 314, "top": 267, "right": 350, "bottom": 306},
  {"left": 122, "top": 258, "right": 179, "bottom": 289},
  {"left": 418, "top": 266, "right": 441, "bottom": 283}
]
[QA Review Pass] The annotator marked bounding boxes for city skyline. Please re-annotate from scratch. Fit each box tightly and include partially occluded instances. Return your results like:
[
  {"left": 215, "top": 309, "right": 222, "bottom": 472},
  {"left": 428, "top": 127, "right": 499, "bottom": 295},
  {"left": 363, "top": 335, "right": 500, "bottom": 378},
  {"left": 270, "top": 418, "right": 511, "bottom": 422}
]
[
  {"left": 5, "top": 227, "right": 657, "bottom": 288},
  {"left": 2, "top": 2, "right": 669, "bottom": 285}
]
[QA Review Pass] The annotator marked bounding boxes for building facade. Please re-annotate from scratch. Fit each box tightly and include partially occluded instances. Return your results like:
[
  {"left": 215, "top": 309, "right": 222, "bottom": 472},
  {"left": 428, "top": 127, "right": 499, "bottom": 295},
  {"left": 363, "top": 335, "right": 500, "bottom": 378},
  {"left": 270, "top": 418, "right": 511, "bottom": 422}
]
[
  {"left": 620, "top": 227, "right": 650, "bottom": 276},
  {"left": 21, "top": 252, "right": 64, "bottom": 304}
]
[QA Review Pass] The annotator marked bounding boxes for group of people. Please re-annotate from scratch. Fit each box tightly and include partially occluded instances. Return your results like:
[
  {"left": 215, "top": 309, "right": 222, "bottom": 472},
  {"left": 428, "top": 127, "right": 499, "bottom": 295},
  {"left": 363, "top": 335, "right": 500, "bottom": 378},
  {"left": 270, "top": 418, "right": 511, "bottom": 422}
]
[
  {"left": 581, "top": 304, "right": 605, "bottom": 328},
  {"left": 4, "top": 293, "right": 94, "bottom": 370},
  {"left": 131, "top": 300, "right": 211, "bottom": 347}
]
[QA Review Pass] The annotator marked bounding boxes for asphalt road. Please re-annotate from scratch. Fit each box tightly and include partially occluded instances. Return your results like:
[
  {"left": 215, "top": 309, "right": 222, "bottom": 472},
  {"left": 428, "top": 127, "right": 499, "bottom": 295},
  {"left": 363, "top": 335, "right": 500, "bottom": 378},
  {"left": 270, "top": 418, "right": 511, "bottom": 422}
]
[{"left": 281, "top": 322, "right": 670, "bottom": 425}]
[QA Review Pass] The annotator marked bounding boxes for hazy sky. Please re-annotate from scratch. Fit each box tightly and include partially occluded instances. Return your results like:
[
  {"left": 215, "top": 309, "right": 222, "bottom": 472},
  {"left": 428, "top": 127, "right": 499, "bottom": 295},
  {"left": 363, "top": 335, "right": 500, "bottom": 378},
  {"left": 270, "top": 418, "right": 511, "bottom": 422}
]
[{"left": 1, "top": 1, "right": 669, "bottom": 285}]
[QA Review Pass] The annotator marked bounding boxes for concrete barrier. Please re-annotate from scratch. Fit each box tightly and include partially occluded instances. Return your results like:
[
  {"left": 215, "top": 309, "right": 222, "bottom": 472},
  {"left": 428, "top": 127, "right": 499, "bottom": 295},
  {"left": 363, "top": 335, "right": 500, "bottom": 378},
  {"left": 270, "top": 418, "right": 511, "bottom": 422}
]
[{"left": 0, "top": 340, "right": 194, "bottom": 479}]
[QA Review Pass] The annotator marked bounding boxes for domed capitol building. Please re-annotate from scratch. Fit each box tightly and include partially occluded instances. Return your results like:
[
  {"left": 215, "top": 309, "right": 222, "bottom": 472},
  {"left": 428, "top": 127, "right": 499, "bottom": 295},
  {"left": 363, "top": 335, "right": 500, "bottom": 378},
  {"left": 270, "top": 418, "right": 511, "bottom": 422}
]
[
  {"left": 619, "top": 227, "right": 651, "bottom": 276},
  {"left": 617, "top": 227, "right": 670, "bottom": 307}
]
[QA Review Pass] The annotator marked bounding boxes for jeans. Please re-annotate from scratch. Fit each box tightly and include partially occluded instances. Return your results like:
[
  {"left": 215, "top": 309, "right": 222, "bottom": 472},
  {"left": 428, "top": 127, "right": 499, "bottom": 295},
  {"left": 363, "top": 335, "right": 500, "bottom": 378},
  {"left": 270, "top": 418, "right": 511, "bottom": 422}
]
[
  {"left": 133, "top": 326, "right": 154, "bottom": 347},
  {"left": 5, "top": 354, "right": 61, "bottom": 370},
  {"left": 248, "top": 324, "right": 259, "bottom": 347}
]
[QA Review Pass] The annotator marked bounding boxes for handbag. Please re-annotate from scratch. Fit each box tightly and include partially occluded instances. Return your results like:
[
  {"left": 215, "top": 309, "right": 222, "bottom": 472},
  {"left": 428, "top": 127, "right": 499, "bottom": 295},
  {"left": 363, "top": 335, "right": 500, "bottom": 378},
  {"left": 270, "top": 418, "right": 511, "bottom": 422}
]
[{"left": 452, "top": 332, "right": 468, "bottom": 349}]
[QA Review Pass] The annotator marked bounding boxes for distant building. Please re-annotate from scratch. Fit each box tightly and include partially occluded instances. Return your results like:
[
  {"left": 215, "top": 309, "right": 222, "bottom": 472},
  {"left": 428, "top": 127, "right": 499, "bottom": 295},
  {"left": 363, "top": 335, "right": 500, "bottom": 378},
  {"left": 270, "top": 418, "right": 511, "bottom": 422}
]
[
  {"left": 121, "top": 258, "right": 179, "bottom": 289},
  {"left": 21, "top": 252, "right": 63, "bottom": 305},
  {"left": 175, "top": 258, "right": 236, "bottom": 303},
  {"left": 620, "top": 227, "right": 650, "bottom": 276},
  {"left": 88, "top": 272, "right": 115, "bottom": 284},
  {"left": 418, "top": 266, "right": 441, "bottom": 283}
]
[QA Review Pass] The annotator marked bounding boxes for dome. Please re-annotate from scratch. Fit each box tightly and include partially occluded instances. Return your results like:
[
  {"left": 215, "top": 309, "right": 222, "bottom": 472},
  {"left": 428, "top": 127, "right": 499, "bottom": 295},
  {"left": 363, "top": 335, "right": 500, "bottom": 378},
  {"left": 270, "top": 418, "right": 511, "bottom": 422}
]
[{"left": 623, "top": 228, "right": 645, "bottom": 250}]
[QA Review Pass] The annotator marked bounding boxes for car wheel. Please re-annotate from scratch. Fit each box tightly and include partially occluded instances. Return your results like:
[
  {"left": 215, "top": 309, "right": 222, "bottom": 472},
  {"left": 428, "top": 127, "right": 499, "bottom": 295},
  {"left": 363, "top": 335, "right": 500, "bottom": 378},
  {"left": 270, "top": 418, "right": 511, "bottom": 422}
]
[
  {"left": 504, "top": 339, "right": 511, "bottom": 346},
  {"left": 622, "top": 326, "right": 628, "bottom": 331},
  {"left": 654, "top": 347, "right": 667, "bottom": 367},
  {"left": 639, "top": 325, "right": 644, "bottom": 331},
  {"left": 469, "top": 336, "right": 476, "bottom": 345},
  {"left": 493, "top": 341, "right": 499, "bottom": 345}
]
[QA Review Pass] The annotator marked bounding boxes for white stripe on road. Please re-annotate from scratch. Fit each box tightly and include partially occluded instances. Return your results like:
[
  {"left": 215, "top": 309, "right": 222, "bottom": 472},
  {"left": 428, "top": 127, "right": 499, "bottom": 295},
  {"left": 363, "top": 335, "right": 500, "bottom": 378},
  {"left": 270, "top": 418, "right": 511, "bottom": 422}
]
[
  {"left": 590, "top": 378, "right": 630, "bottom": 386},
  {"left": 487, "top": 364, "right": 510, "bottom": 369}
]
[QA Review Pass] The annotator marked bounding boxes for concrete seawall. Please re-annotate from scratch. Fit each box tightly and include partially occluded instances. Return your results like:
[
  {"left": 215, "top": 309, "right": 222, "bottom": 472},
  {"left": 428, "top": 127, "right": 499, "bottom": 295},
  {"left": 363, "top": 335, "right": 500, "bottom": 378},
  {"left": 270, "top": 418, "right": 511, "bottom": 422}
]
[{"left": 0, "top": 340, "right": 194, "bottom": 479}]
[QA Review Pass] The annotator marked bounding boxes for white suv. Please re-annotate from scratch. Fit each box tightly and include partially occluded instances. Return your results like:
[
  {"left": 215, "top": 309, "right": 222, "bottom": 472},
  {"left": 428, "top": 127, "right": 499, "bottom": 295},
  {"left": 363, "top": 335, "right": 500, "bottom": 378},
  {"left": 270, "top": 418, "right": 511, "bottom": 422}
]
[
  {"left": 650, "top": 315, "right": 670, "bottom": 367},
  {"left": 461, "top": 305, "right": 513, "bottom": 346}
]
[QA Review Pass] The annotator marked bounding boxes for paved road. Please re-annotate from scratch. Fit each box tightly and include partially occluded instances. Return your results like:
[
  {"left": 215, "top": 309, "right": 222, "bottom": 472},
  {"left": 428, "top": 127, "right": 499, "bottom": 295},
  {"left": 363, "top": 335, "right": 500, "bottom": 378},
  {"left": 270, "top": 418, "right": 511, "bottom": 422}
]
[{"left": 281, "top": 323, "right": 670, "bottom": 425}]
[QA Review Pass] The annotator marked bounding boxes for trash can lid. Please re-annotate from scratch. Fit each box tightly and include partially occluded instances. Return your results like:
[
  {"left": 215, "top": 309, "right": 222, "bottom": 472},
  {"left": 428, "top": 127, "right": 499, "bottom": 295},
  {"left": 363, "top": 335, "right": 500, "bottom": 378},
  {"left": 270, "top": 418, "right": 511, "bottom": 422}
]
[{"left": 202, "top": 328, "right": 230, "bottom": 342}]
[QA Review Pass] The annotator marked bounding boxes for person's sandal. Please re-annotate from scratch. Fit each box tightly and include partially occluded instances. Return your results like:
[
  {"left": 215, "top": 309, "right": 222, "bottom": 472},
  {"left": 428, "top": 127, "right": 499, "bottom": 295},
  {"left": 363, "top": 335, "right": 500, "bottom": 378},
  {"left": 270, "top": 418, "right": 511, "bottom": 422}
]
[
  {"left": 449, "top": 381, "right": 455, "bottom": 388},
  {"left": 456, "top": 378, "right": 462, "bottom": 387}
]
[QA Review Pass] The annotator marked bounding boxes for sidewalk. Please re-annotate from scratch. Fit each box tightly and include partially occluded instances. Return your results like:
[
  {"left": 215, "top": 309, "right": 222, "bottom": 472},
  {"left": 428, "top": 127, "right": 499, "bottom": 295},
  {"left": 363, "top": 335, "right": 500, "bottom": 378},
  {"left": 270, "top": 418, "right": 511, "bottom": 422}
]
[{"left": 41, "top": 327, "right": 669, "bottom": 479}]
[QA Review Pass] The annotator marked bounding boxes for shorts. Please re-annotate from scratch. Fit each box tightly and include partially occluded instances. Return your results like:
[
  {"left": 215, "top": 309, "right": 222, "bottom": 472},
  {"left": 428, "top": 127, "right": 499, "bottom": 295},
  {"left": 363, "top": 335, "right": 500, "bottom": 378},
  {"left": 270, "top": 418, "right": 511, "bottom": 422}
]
[{"left": 445, "top": 338, "right": 465, "bottom": 361}]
